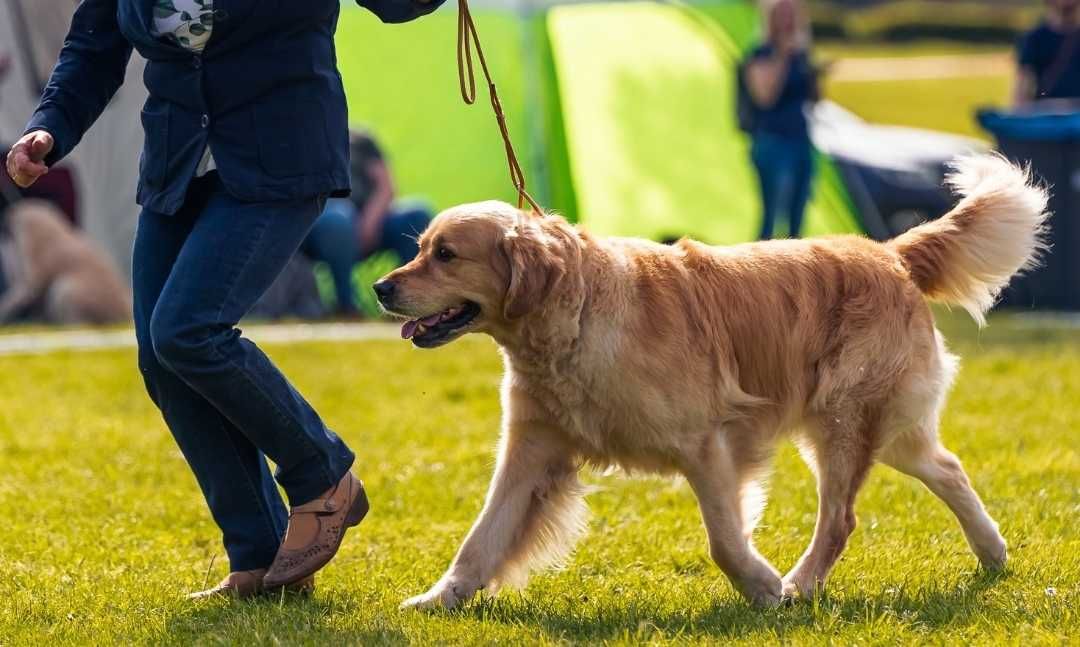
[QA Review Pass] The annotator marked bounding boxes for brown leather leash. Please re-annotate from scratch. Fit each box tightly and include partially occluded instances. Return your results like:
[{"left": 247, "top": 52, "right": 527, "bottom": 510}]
[{"left": 456, "top": 0, "right": 543, "bottom": 214}]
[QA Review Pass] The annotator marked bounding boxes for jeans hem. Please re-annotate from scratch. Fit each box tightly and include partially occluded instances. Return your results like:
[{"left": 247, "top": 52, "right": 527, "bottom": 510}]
[{"left": 283, "top": 449, "right": 356, "bottom": 507}]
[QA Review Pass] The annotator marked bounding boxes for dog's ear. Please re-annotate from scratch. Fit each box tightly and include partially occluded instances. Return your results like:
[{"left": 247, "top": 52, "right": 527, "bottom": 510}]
[{"left": 501, "top": 223, "right": 565, "bottom": 320}]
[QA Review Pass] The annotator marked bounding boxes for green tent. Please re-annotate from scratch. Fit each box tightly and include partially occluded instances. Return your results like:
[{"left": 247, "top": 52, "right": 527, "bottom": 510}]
[{"left": 335, "top": 0, "right": 859, "bottom": 246}]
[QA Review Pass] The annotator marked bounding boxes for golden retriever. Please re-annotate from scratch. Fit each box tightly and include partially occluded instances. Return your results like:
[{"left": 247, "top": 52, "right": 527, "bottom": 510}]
[
  {"left": 376, "top": 155, "right": 1047, "bottom": 609},
  {"left": 0, "top": 199, "right": 132, "bottom": 325}
]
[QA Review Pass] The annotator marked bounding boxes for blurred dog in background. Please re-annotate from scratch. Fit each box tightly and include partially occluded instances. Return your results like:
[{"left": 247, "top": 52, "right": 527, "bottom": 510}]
[{"left": 0, "top": 199, "right": 131, "bottom": 325}]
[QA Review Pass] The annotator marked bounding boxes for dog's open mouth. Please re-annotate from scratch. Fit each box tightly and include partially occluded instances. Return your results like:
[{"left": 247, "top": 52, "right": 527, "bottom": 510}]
[{"left": 400, "top": 301, "right": 480, "bottom": 348}]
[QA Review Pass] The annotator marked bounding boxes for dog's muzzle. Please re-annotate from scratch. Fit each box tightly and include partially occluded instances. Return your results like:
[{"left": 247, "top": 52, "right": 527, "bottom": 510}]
[{"left": 373, "top": 279, "right": 396, "bottom": 308}]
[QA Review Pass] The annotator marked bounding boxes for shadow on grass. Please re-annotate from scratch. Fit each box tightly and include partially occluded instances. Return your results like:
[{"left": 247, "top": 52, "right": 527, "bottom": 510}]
[
  {"left": 143, "top": 569, "right": 1009, "bottom": 642},
  {"left": 465, "top": 569, "right": 1009, "bottom": 641},
  {"left": 156, "top": 593, "right": 406, "bottom": 646}
]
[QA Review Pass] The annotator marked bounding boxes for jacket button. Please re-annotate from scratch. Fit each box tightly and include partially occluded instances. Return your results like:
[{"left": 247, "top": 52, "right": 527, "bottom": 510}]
[{"left": 201, "top": 114, "right": 209, "bottom": 128}]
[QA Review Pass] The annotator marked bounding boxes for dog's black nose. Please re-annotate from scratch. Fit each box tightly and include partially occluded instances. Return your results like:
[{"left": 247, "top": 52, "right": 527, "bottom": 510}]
[{"left": 373, "top": 280, "right": 396, "bottom": 305}]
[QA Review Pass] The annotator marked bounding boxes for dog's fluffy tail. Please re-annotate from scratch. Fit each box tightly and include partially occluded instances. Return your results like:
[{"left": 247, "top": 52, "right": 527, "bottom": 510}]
[{"left": 889, "top": 154, "right": 1050, "bottom": 325}]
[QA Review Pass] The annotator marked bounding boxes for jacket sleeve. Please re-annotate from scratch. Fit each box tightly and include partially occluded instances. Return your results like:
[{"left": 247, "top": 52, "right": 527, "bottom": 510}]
[
  {"left": 23, "top": 0, "right": 133, "bottom": 166},
  {"left": 356, "top": 0, "right": 447, "bottom": 24}
]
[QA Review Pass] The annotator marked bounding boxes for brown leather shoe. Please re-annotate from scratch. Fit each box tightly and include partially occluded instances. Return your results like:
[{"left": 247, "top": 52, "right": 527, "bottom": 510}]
[
  {"left": 187, "top": 568, "right": 315, "bottom": 600},
  {"left": 262, "top": 472, "right": 369, "bottom": 590}
]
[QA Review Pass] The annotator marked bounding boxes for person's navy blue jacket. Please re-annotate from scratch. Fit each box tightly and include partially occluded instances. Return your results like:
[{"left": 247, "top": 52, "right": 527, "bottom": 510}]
[{"left": 24, "top": 0, "right": 445, "bottom": 215}]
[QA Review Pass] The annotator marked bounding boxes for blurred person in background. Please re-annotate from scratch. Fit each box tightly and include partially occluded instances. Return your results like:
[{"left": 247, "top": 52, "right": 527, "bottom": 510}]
[
  {"left": 5, "top": 0, "right": 445, "bottom": 600},
  {"left": 741, "top": 0, "right": 820, "bottom": 240},
  {"left": 302, "top": 130, "right": 431, "bottom": 317},
  {"left": 1014, "top": 0, "right": 1080, "bottom": 108}
]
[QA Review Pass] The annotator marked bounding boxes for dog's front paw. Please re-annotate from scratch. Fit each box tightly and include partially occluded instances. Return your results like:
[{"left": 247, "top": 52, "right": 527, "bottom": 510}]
[
  {"left": 400, "top": 577, "right": 481, "bottom": 611},
  {"left": 400, "top": 588, "right": 450, "bottom": 611},
  {"left": 747, "top": 580, "right": 784, "bottom": 608},
  {"left": 781, "top": 571, "right": 823, "bottom": 602},
  {"left": 976, "top": 535, "right": 1008, "bottom": 572},
  {"left": 781, "top": 576, "right": 800, "bottom": 600},
  {"left": 737, "top": 571, "right": 784, "bottom": 608}
]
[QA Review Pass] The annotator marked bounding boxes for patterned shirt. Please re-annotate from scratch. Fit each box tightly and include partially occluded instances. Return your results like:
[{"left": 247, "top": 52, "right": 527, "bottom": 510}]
[
  {"left": 151, "top": 0, "right": 215, "bottom": 52},
  {"left": 151, "top": 0, "right": 216, "bottom": 175}
]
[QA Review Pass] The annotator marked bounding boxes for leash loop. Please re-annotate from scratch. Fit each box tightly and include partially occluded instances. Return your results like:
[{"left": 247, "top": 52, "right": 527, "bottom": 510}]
[{"left": 456, "top": 0, "right": 543, "bottom": 214}]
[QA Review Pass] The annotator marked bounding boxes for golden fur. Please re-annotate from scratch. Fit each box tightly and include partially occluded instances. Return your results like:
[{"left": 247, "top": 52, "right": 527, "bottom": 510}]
[
  {"left": 0, "top": 200, "right": 132, "bottom": 325},
  {"left": 380, "top": 155, "right": 1047, "bottom": 609}
]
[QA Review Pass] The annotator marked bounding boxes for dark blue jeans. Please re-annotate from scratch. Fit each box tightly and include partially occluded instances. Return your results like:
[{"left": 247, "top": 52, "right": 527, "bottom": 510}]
[
  {"left": 132, "top": 174, "right": 355, "bottom": 571},
  {"left": 302, "top": 198, "right": 430, "bottom": 313},
  {"left": 750, "top": 133, "right": 815, "bottom": 240}
]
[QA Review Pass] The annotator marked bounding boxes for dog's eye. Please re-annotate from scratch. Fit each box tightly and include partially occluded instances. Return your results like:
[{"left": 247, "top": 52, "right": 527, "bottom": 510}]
[{"left": 436, "top": 246, "right": 456, "bottom": 263}]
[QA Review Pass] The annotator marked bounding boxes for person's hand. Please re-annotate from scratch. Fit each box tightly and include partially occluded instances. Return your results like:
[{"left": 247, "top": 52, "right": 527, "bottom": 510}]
[{"left": 6, "top": 131, "right": 54, "bottom": 188}]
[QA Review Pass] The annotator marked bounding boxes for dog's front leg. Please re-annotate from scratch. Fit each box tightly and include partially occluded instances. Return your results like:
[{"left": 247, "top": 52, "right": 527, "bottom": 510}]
[
  {"left": 683, "top": 433, "right": 784, "bottom": 607},
  {"left": 402, "top": 424, "right": 579, "bottom": 610}
]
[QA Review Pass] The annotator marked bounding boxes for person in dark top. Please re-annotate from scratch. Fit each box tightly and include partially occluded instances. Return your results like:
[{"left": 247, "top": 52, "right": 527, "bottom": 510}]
[
  {"left": 1014, "top": 0, "right": 1080, "bottom": 107},
  {"left": 743, "top": 0, "right": 819, "bottom": 240},
  {"left": 302, "top": 130, "right": 432, "bottom": 316},
  {"left": 5, "top": 0, "right": 447, "bottom": 600}
]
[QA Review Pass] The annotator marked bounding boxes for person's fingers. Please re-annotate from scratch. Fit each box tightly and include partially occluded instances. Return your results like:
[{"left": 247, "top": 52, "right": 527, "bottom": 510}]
[
  {"left": 7, "top": 147, "right": 49, "bottom": 188},
  {"left": 18, "top": 157, "right": 48, "bottom": 176},
  {"left": 6, "top": 131, "right": 53, "bottom": 188},
  {"left": 6, "top": 146, "right": 26, "bottom": 183},
  {"left": 27, "top": 132, "right": 54, "bottom": 162}
]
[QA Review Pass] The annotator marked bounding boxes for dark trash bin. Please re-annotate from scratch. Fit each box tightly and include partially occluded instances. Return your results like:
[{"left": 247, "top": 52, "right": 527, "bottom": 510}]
[{"left": 977, "top": 109, "right": 1080, "bottom": 311}]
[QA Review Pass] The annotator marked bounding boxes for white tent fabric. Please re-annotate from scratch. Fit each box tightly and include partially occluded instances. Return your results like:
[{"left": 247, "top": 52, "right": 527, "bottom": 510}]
[{"left": 0, "top": 0, "right": 146, "bottom": 279}]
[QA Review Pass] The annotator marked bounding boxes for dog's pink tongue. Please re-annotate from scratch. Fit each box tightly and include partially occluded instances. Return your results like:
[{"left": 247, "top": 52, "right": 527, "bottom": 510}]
[
  {"left": 421, "top": 313, "right": 442, "bottom": 326},
  {"left": 401, "top": 320, "right": 420, "bottom": 339}
]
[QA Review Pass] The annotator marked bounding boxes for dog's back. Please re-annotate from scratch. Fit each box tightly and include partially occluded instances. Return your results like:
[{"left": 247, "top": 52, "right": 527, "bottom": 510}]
[
  {"left": 567, "top": 231, "right": 926, "bottom": 457},
  {"left": 562, "top": 155, "right": 1047, "bottom": 465}
]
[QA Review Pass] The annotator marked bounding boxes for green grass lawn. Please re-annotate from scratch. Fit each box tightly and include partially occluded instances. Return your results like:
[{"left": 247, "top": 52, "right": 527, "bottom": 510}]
[{"left": 0, "top": 311, "right": 1077, "bottom": 645}]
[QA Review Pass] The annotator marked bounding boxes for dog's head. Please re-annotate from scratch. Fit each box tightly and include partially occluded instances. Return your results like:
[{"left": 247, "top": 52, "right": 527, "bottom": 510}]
[{"left": 374, "top": 201, "right": 576, "bottom": 348}]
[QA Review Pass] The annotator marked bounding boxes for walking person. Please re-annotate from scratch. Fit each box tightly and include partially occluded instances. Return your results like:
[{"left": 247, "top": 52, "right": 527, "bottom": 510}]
[
  {"left": 6, "top": 0, "right": 445, "bottom": 598},
  {"left": 741, "top": 0, "right": 819, "bottom": 240}
]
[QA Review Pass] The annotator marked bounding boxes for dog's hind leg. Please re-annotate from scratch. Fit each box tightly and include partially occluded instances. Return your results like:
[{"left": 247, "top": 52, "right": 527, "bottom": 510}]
[
  {"left": 684, "top": 432, "right": 783, "bottom": 607},
  {"left": 783, "top": 408, "right": 876, "bottom": 599},
  {"left": 879, "top": 333, "right": 1006, "bottom": 571},
  {"left": 401, "top": 424, "right": 586, "bottom": 610},
  {"left": 880, "top": 434, "right": 1006, "bottom": 571}
]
